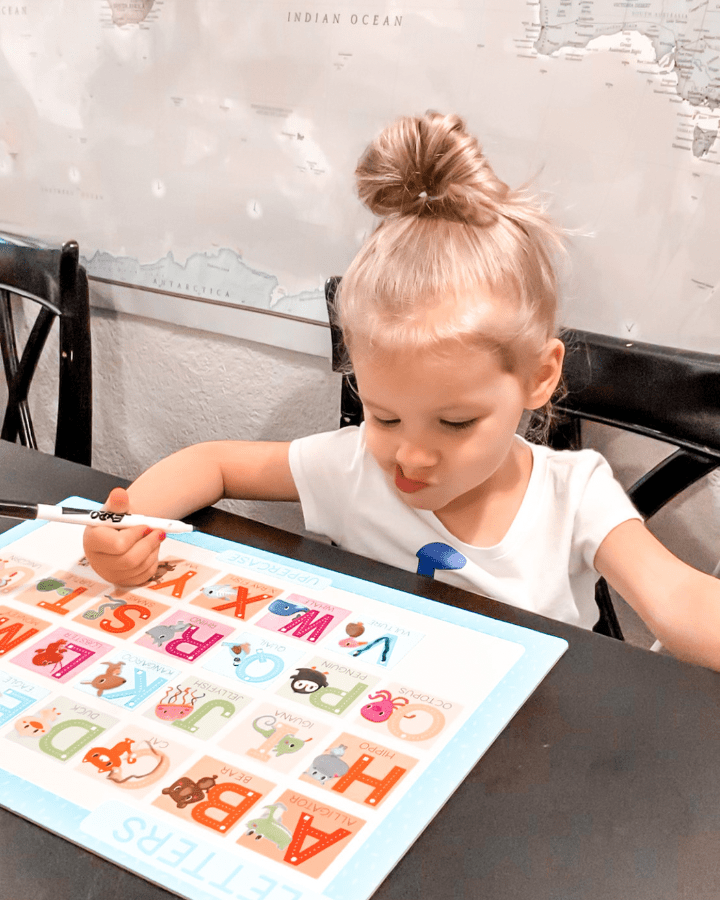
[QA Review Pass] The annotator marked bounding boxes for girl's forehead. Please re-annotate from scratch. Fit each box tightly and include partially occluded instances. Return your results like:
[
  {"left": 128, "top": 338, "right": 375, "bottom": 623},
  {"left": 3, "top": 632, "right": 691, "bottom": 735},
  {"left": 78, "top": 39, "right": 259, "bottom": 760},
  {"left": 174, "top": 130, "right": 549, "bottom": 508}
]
[
  {"left": 353, "top": 340, "right": 510, "bottom": 394},
  {"left": 346, "top": 286, "right": 520, "bottom": 361}
]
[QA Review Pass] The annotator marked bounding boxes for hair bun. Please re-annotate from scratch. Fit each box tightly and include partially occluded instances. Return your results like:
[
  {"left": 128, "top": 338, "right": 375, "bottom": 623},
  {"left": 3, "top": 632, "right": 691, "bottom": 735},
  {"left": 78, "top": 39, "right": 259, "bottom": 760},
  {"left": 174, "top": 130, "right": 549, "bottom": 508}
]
[{"left": 355, "top": 111, "right": 508, "bottom": 226}]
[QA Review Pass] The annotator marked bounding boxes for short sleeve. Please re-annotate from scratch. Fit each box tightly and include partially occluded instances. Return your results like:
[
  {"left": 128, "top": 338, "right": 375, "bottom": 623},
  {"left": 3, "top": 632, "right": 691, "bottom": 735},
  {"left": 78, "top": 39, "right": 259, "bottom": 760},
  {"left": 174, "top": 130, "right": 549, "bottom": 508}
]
[
  {"left": 288, "top": 426, "right": 365, "bottom": 542},
  {"left": 572, "top": 453, "right": 643, "bottom": 572}
]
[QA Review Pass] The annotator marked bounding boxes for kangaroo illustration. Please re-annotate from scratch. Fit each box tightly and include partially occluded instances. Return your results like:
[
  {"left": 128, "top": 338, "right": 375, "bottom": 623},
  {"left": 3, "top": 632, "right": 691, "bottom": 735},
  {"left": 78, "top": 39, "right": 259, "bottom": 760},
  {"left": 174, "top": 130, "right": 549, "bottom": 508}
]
[{"left": 82, "top": 661, "right": 126, "bottom": 696}]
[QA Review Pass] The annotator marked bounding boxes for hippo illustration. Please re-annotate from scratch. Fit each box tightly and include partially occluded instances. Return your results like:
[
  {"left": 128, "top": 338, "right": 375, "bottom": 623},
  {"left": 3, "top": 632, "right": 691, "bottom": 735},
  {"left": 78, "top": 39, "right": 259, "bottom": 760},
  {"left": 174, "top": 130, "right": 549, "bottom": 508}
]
[{"left": 305, "top": 744, "right": 349, "bottom": 784}]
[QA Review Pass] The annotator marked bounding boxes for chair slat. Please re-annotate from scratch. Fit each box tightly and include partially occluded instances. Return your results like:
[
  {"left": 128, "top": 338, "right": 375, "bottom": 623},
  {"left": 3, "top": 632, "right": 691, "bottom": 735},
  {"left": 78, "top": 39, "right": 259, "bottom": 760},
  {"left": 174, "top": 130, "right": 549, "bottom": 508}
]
[
  {"left": 629, "top": 449, "right": 720, "bottom": 519},
  {"left": 0, "top": 240, "right": 92, "bottom": 465}
]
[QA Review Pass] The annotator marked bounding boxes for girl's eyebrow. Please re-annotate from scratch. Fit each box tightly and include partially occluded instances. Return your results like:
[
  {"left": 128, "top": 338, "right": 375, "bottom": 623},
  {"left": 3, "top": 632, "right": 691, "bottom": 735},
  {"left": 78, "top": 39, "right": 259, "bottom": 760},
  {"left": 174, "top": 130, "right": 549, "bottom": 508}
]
[
  {"left": 436, "top": 402, "right": 492, "bottom": 416},
  {"left": 358, "top": 396, "right": 395, "bottom": 414}
]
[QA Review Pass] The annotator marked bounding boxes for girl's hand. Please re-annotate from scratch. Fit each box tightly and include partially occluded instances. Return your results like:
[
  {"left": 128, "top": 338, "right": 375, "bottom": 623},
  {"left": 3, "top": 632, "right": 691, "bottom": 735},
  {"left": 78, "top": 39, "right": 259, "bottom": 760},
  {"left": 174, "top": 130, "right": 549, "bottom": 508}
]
[{"left": 82, "top": 487, "right": 166, "bottom": 586}]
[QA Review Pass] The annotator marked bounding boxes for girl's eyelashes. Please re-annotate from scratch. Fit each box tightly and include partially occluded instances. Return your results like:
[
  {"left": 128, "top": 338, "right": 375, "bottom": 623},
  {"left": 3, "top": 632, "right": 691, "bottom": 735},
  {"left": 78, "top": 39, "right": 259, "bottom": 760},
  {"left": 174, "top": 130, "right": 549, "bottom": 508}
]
[
  {"left": 371, "top": 415, "right": 479, "bottom": 430},
  {"left": 440, "top": 418, "right": 479, "bottom": 431},
  {"left": 372, "top": 415, "right": 400, "bottom": 427}
]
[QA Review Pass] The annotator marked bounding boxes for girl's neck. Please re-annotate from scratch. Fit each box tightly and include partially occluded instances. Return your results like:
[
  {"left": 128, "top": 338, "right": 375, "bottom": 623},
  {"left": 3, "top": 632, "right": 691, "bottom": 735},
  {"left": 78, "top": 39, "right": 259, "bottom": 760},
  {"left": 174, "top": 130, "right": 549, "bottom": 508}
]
[{"left": 434, "top": 436, "right": 533, "bottom": 547}]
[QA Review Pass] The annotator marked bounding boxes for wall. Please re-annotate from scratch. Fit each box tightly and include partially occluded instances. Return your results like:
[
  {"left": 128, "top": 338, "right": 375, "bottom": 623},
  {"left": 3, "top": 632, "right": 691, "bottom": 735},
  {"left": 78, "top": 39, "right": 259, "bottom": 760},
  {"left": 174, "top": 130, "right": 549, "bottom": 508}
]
[{"left": 11, "top": 302, "right": 341, "bottom": 537}]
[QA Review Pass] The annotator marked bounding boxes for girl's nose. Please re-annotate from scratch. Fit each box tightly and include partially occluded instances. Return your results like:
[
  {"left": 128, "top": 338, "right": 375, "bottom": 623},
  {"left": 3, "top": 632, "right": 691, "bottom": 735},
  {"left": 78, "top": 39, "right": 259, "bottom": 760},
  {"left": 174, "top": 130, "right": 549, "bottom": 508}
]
[{"left": 395, "top": 440, "right": 439, "bottom": 471}]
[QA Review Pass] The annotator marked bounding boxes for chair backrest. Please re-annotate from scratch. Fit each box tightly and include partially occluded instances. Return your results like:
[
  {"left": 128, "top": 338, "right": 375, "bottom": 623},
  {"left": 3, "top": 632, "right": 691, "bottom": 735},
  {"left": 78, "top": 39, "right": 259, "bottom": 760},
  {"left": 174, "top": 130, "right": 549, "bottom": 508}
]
[
  {"left": 326, "top": 277, "right": 720, "bottom": 639},
  {"left": 545, "top": 329, "right": 720, "bottom": 639},
  {"left": 325, "top": 276, "right": 363, "bottom": 428},
  {"left": 0, "top": 239, "right": 92, "bottom": 466},
  {"left": 551, "top": 329, "right": 720, "bottom": 514}
]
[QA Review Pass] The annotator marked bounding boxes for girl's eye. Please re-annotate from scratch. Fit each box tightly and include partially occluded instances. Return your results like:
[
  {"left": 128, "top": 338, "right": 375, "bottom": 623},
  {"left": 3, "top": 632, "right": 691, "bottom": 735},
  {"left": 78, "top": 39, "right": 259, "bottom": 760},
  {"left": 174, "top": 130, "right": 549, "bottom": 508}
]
[
  {"left": 373, "top": 416, "right": 400, "bottom": 427},
  {"left": 440, "top": 418, "right": 479, "bottom": 431}
]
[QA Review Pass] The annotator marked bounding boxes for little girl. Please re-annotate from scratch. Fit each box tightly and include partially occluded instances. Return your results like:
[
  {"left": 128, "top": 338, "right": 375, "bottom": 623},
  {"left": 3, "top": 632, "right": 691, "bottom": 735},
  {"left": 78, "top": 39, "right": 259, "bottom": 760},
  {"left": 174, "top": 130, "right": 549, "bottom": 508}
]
[{"left": 84, "top": 112, "right": 720, "bottom": 670}]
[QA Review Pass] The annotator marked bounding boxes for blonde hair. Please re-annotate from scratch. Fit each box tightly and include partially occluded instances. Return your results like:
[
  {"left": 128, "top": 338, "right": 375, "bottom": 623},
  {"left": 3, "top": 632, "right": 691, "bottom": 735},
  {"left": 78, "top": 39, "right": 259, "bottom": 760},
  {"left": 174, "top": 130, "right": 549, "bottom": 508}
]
[{"left": 337, "top": 112, "right": 565, "bottom": 372}]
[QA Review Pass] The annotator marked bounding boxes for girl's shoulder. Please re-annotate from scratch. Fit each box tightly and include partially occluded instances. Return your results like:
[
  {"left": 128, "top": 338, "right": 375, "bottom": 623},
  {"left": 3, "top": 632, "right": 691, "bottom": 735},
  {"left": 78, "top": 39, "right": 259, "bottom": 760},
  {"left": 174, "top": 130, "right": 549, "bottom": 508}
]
[
  {"left": 520, "top": 438, "right": 640, "bottom": 546},
  {"left": 526, "top": 438, "right": 609, "bottom": 465},
  {"left": 522, "top": 437, "right": 619, "bottom": 491}
]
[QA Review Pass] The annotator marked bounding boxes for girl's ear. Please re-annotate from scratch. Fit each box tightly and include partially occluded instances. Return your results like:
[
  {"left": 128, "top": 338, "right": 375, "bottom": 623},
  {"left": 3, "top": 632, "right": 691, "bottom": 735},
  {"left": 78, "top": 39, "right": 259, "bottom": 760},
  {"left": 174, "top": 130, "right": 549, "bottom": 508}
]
[{"left": 525, "top": 338, "right": 565, "bottom": 410}]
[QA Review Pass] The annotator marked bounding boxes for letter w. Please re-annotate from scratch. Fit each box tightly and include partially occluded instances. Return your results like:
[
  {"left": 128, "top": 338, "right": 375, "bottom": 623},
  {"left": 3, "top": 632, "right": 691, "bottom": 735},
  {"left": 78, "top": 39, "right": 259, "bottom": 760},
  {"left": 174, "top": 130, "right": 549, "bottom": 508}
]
[{"left": 279, "top": 611, "right": 334, "bottom": 642}]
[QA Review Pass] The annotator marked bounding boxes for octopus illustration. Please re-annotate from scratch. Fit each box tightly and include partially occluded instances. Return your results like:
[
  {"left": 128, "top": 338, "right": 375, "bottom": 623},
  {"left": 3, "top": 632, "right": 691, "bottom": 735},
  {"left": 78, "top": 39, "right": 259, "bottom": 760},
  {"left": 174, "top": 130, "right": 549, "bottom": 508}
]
[{"left": 360, "top": 690, "right": 412, "bottom": 723}]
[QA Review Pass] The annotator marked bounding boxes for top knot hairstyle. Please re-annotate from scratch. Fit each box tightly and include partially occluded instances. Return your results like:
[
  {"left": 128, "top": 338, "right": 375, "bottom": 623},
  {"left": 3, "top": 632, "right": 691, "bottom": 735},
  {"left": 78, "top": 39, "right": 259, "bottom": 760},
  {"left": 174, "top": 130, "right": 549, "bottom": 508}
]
[
  {"left": 355, "top": 112, "right": 507, "bottom": 227},
  {"left": 337, "top": 111, "right": 565, "bottom": 372}
]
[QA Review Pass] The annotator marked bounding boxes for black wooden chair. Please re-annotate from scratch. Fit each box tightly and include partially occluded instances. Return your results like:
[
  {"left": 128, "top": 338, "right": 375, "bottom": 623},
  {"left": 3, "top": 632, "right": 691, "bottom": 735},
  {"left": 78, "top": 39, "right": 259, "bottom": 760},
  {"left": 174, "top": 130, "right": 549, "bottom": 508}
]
[
  {"left": 546, "top": 330, "right": 720, "bottom": 639},
  {"left": 325, "top": 276, "right": 720, "bottom": 640},
  {"left": 325, "top": 276, "right": 363, "bottom": 428},
  {"left": 0, "top": 239, "right": 92, "bottom": 466}
]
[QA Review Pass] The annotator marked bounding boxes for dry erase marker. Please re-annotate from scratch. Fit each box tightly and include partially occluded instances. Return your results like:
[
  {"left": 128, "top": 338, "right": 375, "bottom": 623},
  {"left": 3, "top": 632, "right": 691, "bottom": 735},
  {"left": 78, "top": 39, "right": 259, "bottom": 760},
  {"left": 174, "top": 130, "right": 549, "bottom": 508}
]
[{"left": 0, "top": 501, "right": 193, "bottom": 534}]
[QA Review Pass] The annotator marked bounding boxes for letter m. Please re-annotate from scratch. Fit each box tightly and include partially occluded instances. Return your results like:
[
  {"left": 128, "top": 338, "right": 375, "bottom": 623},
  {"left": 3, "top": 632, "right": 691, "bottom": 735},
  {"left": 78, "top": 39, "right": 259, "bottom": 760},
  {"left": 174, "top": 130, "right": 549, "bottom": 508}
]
[{"left": 0, "top": 619, "right": 41, "bottom": 656}]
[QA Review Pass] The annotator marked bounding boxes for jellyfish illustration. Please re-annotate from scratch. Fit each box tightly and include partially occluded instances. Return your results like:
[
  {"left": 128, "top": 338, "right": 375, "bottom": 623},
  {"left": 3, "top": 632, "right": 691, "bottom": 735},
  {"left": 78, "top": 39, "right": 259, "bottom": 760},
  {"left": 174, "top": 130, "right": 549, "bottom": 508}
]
[{"left": 154, "top": 685, "right": 206, "bottom": 722}]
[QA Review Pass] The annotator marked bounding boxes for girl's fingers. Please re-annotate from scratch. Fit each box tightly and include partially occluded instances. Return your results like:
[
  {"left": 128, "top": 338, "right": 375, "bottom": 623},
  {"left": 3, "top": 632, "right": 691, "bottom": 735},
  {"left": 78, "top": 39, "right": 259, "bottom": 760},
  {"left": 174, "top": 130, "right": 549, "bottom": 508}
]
[
  {"left": 96, "top": 547, "right": 160, "bottom": 587},
  {"left": 83, "top": 525, "right": 166, "bottom": 586},
  {"left": 112, "top": 556, "right": 160, "bottom": 587},
  {"left": 85, "top": 524, "right": 164, "bottom": 558},
  {"left": 119, "top": 530, "right": 164, "bottom": 572},
  {"left": 103, "top": 487, "right": 130, "bottom": 515}
]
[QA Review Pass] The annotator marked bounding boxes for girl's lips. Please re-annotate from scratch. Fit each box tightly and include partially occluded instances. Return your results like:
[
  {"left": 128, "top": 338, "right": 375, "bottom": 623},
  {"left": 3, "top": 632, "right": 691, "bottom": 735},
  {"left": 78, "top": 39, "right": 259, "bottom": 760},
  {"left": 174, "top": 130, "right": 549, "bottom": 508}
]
[{"left": 395, "top": 465, "right": 428, "bottom": 494}]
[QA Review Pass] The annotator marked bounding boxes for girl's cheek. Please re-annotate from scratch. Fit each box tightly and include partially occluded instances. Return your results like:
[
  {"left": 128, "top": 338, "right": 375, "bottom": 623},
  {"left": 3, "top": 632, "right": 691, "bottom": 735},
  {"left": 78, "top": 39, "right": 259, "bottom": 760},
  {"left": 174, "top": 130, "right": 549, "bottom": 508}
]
[{"left": 365, "top": 430, "right": 388, "bottom": 463}]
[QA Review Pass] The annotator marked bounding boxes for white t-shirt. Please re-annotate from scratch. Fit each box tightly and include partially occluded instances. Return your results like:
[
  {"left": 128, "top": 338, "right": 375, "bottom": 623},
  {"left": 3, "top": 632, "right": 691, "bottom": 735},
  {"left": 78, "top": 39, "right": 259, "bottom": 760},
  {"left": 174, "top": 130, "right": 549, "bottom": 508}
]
[{"left": 288, "top": 425, "right": 642, "bottom": 629}]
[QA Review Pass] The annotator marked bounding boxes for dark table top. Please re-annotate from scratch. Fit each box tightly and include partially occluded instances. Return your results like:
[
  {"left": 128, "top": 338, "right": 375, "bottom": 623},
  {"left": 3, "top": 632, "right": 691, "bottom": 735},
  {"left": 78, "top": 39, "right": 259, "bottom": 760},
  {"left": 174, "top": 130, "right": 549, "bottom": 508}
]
[{"left": 2, "top": 440, "right": 720, "bottom": 900}]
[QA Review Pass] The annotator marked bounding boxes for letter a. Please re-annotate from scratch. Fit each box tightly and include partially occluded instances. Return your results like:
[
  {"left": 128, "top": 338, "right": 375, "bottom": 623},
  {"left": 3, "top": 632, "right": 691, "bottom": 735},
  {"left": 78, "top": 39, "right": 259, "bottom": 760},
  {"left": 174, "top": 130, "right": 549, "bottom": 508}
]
[{"left": 284, "top": 813, "right": 351, "bottom": 865}]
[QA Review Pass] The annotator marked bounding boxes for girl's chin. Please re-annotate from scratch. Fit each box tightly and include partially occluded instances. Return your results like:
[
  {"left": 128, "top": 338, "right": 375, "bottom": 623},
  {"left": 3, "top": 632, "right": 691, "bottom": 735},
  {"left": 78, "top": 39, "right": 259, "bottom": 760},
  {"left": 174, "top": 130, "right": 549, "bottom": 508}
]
[{"left": 394, "top": 485, "right": 444, "bottom": 511}]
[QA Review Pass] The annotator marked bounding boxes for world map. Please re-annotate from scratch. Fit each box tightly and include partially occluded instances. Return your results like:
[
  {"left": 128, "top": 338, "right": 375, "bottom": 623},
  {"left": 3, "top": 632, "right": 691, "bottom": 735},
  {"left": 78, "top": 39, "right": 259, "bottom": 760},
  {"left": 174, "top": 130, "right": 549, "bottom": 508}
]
[{"left": 0, "top": 0, "right": 719, "bottom": 352}]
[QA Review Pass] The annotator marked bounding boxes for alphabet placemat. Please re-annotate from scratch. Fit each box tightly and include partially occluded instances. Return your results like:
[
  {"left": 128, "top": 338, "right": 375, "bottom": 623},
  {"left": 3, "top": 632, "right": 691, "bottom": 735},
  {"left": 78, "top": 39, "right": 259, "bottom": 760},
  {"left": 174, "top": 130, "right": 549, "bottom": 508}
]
[{"left": 0, "top": 499, "right": 566, "bottom": 900}]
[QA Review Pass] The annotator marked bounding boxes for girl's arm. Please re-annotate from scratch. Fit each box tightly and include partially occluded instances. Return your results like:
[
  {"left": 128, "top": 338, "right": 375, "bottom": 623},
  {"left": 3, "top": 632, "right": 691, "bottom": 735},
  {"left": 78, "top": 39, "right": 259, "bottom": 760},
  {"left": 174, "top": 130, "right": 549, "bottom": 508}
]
[
  {"left": 127, "top": 441, "right": 298, "bottom": 515},
  {"left": 83, "top": 441, "right": 298, "bottom": 586},
  {"left": 595, "top": 518, "right": 720, "bottom": 670}
]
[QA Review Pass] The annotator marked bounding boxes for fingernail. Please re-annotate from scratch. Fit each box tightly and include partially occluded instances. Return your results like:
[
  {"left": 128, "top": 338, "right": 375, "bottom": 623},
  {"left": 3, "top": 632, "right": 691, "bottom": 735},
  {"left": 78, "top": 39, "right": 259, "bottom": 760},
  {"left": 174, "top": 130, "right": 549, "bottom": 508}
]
[
  {"left": 142, "top": 528, "right": 153, "bottom": 537},
  {"left": 159, "top": 532, "right": 167, "bottom": 541}
]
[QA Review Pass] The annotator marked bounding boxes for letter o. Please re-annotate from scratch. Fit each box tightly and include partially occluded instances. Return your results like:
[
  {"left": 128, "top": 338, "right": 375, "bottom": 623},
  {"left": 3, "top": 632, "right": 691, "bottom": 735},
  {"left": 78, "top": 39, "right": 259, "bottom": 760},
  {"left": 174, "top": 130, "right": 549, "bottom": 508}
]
[
  {"left": 388, "top": 703, "right": 445, "bottom": 742},
  {"left": 234, "top": 651, "right": 283, "bottom": 684}
]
